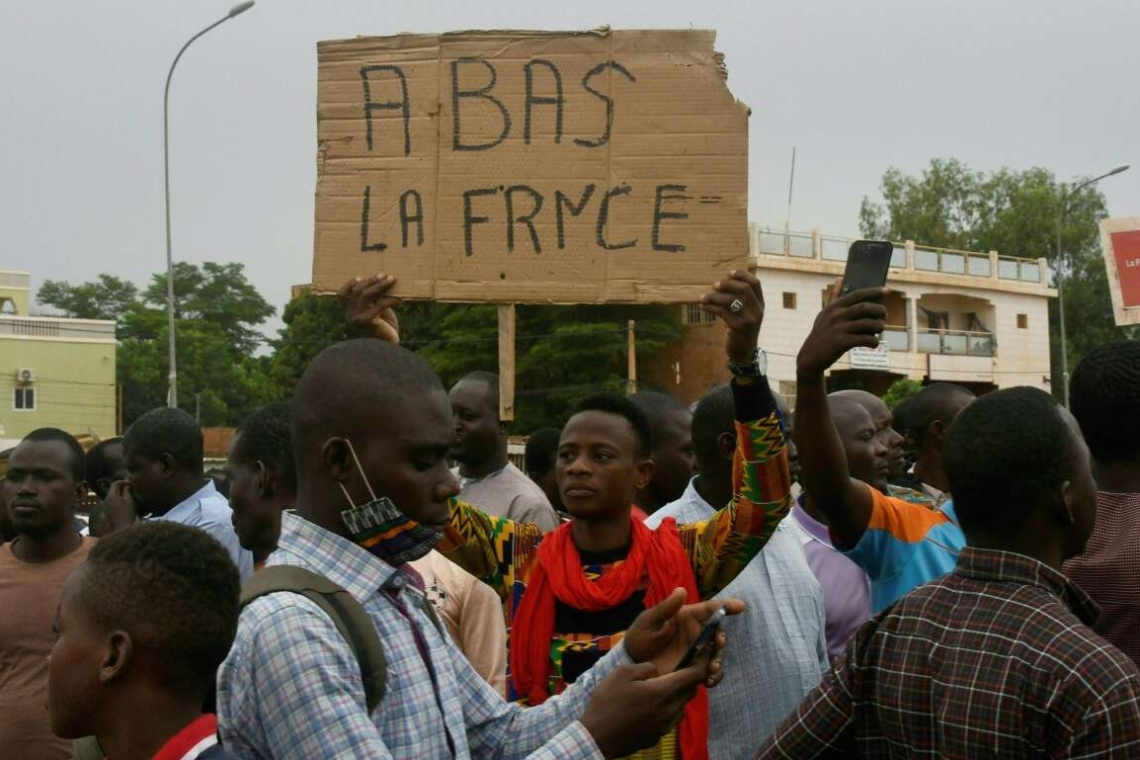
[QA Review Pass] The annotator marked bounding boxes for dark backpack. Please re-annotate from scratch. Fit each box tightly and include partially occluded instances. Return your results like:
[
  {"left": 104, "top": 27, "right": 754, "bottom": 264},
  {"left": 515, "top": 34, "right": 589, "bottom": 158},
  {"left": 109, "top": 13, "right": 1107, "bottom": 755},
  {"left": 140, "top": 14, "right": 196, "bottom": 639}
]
[{"left": 240, "top": 564, "right": 445, "bottom": 713}]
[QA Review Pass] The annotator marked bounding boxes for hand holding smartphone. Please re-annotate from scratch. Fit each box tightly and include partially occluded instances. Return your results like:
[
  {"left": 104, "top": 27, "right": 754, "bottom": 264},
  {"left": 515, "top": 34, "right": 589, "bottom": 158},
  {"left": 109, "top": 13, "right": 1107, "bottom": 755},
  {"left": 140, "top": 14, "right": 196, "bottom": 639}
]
[
  {"left": 841, "top": 240, "right": 893, "bottom": 295},
  {"left": 674, "top": 605, "right": 728, "bottom": 672}
]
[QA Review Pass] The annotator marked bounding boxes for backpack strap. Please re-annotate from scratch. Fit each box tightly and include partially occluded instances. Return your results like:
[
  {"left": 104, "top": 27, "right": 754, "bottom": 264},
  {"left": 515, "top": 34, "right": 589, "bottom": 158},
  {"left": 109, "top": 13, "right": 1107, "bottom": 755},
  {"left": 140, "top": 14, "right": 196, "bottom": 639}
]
[{"left": 241, "top": 566, "right": 388, "bottom": 713}]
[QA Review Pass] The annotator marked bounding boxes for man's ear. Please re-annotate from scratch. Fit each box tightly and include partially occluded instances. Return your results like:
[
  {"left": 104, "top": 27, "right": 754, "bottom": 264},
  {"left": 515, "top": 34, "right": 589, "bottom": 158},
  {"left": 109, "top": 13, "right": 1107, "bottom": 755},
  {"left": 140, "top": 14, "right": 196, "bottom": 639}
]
[
  {"left": 73, "top": 479, "right": 89, "bottom": 504},
  {"left": 634, "top": 458, "right": 656, "bottom": 491},
  {"left": 1050, "top": 479, "right": 1077, "bottom": 526},
  {"left": 255, "top": 460, "right": 273, "bottom": 497},
  {"left": 320, "top": 438, "right": 354, "bottom": 484},
  {"left": 716, "top": 432, "right": 736, "bottom": 462},
  {"left": 158, "top": 453, "right": 177, "bottom": 480},
  {"left": 99, "top": 630, "right": 133, "bottom": 686}
]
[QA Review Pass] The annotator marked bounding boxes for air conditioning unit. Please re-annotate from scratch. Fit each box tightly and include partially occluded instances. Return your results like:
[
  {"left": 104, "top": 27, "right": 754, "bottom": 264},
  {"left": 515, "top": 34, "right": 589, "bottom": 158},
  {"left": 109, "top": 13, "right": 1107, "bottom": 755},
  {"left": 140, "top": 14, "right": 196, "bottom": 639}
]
[{"left": 16, "top": 368, "right": 36, "bottom": 384}]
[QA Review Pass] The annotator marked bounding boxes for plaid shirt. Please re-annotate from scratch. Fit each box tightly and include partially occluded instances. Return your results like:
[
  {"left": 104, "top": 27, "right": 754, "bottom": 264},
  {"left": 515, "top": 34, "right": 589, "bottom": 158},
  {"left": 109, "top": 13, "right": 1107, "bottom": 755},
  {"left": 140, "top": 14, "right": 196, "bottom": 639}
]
[
  {"left": 1064, "top": 491, "right": 1140, "bottom": 666},
  {"left": 756, "top": 547, "right": 1140, "bottom": 759},
  {"left": 217, "top": 512, "right": 626, "bottom": 760}
]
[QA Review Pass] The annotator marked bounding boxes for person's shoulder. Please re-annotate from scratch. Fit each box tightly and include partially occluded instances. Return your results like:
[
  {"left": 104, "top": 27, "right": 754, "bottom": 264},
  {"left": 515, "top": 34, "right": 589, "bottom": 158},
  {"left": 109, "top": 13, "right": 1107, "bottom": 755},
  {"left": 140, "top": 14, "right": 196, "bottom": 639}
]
[
  {"left": 863, "top": 485, "right": 952, "bottom": 539},
  {"left": 502, "top": 463, "right": 550, "bottom": 500},
  {"left": 74, "top": 535, "right": 97, "bottom": 559}
]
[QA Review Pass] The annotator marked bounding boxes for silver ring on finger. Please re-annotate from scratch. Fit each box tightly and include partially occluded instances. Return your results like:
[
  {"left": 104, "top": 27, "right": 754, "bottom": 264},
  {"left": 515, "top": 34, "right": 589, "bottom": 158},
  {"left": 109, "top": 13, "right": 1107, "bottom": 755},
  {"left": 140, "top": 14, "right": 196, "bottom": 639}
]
[{"left": 729, "top": 299, "right": 744, "bottom": 314}]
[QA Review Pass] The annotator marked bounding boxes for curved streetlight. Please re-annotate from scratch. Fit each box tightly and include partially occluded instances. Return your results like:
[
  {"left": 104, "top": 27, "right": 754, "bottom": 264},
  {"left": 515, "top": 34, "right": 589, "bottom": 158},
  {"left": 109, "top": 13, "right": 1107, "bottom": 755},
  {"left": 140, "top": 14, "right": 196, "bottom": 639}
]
[
  {"left": 163, "top": 1, "right": 255, "bottom": 408},
  {"left": 1055, "top": 163, "right": 1129, "bottom": 407}
]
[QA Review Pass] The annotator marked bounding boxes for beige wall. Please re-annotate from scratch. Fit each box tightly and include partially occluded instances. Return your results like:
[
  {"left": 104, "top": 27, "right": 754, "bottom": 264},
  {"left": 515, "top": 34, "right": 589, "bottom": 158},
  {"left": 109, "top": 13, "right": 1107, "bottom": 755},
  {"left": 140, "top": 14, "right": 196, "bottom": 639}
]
[{"left": 0, "top": 318, "right": 117, "bottom": 440}]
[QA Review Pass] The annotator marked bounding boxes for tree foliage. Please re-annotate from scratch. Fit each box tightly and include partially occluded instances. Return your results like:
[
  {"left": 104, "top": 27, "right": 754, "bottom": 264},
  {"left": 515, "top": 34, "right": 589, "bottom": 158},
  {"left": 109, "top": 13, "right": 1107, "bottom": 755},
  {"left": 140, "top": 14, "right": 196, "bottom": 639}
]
[
  {"left": 38, "top": 275, "right": 139, "bottom": 324},
  {"left": 39, "top": 264, "right": 683, "bottom": 432},
  {"left": 860, "top": 158, "right": 1138, "bottom": 396},
  {"left": 882, "top": 377, "right": 922, "bottom": 411},
  {"left": 38, "top": 263, "right": 275, "bottom": 428}
]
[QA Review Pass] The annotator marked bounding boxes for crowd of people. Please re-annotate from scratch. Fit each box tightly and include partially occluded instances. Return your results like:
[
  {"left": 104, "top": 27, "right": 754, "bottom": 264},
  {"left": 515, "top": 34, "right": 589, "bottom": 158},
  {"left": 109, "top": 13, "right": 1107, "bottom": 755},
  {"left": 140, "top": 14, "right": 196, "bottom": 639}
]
[{"left": 2, "top": 269, "right": 1140, "bottom": 760}]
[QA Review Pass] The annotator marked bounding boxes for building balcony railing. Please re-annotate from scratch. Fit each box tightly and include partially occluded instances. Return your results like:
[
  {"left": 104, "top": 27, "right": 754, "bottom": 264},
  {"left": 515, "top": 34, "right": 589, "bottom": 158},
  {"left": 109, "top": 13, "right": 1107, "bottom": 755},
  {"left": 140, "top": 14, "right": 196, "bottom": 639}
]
[
  {"left": 881, "top": 327, "right": 910, "bottom": 351},
  {"left": 753, "top": 226, "right": 1047, "bottom": 287},
  {"left": 876, "top": 326, "right": 996, "bottom": 357},
  {"left": 917, "top": 328, "right": 995, "bottom": 357},
  {"left": 0, "top": 316, "right": 116, "bottom": 341}
]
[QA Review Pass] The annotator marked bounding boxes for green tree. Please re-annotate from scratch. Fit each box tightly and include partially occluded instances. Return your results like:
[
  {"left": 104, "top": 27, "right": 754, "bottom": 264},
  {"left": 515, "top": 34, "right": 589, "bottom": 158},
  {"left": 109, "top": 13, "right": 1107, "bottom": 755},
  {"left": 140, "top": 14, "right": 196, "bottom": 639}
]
[
  {"left": 141, "top": 262, "right": 274, "bottom": 355},
  {"left": 882, "top": 377, "right": 922, "bottom": 411},
  {"left": 38, "top": 275, "right": 139, "bottom": 324},
  {"left": 267, "top": 292, "right": 682, "bottom": 432},
  {"left": 860, "top": 159, "right": 1138, "bottom": 396},
  {"left": 38, "top": 264, "right": 276, "bottom": 427}
]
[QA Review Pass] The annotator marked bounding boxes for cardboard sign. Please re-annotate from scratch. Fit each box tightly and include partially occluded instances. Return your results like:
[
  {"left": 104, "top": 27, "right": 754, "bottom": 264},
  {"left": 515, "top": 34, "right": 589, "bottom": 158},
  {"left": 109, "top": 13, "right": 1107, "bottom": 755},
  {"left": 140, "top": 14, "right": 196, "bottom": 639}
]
[
  {"left": 312, "top": 29, "right": 750, "bottom": 303},
  {"left": 1099, "top": 217, "right": 1140, "bottom": 326}
]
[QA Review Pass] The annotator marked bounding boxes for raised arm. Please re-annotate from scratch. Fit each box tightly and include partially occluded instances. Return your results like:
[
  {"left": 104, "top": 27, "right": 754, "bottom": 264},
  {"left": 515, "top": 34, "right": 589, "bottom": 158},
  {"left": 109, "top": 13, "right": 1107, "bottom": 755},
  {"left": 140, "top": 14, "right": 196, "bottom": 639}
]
[
  {"left": 680, "top": 378, "right": 792, "bottom": 598},
  {"left": 672, "top": 271, "right": 793, "bottom": 596},
  {"left": 794, "top": 287, "right": 888, "bottom": 549}
]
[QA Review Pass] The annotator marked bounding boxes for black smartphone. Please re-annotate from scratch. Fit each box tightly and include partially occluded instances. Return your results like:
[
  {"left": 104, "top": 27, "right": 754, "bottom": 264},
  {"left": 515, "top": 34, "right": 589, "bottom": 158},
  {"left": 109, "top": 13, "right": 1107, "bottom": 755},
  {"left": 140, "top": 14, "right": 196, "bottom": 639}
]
[
  {"left": 674, "top": 606, "right": 728, "bottom": 672},
  {"left": 841, "top": 240, "right": 894, "bottom": 295}
]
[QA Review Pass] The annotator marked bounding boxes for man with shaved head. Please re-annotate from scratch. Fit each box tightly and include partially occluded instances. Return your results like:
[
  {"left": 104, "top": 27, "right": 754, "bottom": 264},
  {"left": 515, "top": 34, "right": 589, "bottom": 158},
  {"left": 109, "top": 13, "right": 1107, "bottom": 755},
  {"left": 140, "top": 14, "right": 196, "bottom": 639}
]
[
  {"left": 218, "top": 332, "right": 740, "bottom": 760},
  {"left": 891, "top": 383, "right": 976, "bottom": 506},
  {"left": 629, "top": 391, "right": 695, "bottom": 517},
  {"left": 794, "top": 290, "right": 966, "bottom": 615},
  {"left": 450, "top": 371, "right": 559, "bottom": 531}
]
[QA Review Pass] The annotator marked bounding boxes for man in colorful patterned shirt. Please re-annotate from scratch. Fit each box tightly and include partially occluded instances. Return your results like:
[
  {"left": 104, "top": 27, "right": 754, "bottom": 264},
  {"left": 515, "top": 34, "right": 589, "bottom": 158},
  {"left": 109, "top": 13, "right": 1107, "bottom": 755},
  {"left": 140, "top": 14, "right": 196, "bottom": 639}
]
[
  {"left": 1064, "top": 339, "right": 1140, "bottom": 666},
  {"left": 441, "top": 271, "right": 792, "bottom": 760},
  {"left": 757, "top": 385, "right": 1140, "bottom": 758},
  {"left": 794, "top": 289, "right": 964, "bottom": 612}
]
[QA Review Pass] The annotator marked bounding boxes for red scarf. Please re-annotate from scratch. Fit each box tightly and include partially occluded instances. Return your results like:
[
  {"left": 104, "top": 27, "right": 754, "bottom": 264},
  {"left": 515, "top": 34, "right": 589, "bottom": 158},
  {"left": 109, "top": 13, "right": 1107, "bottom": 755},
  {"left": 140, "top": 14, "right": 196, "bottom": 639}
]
[{"left": 511, "top": 516, "right": 709, "bottom": 760}]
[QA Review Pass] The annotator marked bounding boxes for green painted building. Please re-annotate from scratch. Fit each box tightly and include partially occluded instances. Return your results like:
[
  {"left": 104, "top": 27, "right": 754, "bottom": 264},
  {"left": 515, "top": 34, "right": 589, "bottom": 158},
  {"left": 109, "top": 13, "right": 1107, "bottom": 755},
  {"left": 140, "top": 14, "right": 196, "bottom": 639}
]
[{"left": 0, "top": 270, "right": 117, "bottom": 442}]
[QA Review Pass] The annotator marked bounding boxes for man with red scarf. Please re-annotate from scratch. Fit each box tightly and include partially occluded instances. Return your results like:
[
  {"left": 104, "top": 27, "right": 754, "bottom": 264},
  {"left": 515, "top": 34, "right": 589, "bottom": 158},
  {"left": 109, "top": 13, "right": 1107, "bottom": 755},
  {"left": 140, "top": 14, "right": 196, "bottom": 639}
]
[{"left": 345, "top": 269, "right": 790, "bottom": 760}]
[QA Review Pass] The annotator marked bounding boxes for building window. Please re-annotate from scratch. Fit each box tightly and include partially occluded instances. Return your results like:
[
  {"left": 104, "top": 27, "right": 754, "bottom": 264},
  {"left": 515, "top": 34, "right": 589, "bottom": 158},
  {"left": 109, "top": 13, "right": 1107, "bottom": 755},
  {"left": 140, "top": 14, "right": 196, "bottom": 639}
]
[
  {"left": 14, "top": 387, "right": 35, "bottom": 411},
  {"left": 782, "top": 292, "right": 797, "bottom": 310},
  {"left": 1017, "top": 313, "right": 1028, "bottom": 329},
  {"left": 681, "top": 303, "right": 717, "bottom": 326}
]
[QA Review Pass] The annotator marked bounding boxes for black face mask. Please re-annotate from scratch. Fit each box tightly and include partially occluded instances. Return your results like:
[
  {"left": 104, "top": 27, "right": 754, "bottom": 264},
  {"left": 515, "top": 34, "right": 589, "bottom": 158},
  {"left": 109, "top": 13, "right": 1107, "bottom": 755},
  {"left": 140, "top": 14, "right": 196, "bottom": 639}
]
[{"left": 336, "top": 438, "right": 442, "bottom": 566}]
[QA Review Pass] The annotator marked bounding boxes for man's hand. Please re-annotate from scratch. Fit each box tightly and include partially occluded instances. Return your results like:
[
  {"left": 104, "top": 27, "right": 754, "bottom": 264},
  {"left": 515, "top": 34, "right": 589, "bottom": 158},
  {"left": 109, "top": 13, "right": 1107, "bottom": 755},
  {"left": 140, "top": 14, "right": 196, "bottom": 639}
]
[
  {"left": 699, "top": 270, "right": 765, "bottom": 365},
  {"left": 580, "top": 661, "right": 709, "bottom": 759},
  {"left": 338, "top": 274, "right": 402, "bottom": 344},
  {"left": 103, "top": 480, "right": 140, "bottom": 532},
  {"left": 797, "top": 286, "right": 888, "bottom": 378},
  {"left": 623, "top": 588, "right": 742, "bottom": 680}
]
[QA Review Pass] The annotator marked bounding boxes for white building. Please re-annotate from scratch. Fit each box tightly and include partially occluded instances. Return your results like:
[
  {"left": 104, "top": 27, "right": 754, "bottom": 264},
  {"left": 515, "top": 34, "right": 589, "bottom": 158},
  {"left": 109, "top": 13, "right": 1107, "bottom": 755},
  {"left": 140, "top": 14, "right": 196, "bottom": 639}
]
[{"left": 652, "top": 227, "right": 1055, "bottom": 404}]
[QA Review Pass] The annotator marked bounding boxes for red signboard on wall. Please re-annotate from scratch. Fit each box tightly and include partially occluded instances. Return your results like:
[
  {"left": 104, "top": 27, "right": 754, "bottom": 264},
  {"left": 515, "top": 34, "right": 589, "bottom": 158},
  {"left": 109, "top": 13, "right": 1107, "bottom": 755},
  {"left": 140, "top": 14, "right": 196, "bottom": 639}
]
[
  {"left": 1110, "top": 230, "right": 1140, "bottom": 308},
  {"left": 1099, "top": 218, "right": 1140, "bottom": 327}
]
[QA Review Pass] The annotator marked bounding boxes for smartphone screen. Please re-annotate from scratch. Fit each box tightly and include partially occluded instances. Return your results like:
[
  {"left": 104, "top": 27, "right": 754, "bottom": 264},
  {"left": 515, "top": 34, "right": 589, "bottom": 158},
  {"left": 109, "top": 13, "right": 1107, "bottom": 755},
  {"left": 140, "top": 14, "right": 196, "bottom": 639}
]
[{"left": 841, "top": 240, "right": 893, "bottom": 295}]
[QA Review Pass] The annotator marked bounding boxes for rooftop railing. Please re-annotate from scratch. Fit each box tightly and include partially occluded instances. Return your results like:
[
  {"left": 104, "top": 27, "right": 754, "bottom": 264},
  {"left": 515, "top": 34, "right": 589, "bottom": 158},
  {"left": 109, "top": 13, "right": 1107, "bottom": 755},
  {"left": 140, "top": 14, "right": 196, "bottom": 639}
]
[
  {"left": 0, "top": 316, "right": 116, "bottom": 340},
  {"left": 753, "top": 227, "right": 1047, "bottom": 286}
]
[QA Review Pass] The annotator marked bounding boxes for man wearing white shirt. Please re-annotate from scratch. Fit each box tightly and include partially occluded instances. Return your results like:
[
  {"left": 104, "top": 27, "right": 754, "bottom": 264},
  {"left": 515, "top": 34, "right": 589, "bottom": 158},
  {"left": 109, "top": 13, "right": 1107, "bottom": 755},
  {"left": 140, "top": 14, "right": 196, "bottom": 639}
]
[
  {"left": 123, "top": 407, "right": 253, "bottom": 581},
  {"left": 645, "top": 383, "right": 828, "bottom": 757}
]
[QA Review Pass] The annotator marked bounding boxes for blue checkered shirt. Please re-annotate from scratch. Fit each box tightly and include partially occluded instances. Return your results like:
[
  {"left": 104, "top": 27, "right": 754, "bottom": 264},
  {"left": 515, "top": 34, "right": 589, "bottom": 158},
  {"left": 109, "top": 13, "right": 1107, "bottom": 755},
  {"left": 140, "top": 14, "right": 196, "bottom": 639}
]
[
  {"left": 217, "top": 512, "right": 622, "bottom": 759},
  {"left": 646, "top": 479, "right": 828, "bottom": 758}
]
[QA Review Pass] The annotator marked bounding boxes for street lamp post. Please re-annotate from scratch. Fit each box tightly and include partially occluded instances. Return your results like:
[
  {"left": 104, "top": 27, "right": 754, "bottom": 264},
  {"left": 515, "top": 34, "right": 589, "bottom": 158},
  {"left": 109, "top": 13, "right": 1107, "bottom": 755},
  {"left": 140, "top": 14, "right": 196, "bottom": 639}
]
[
  {"left": 1055, "top": 163, "right": 1129, "bottom": 407},
  {"left": 163, "top": 1, "right": 255, "bottom": 408}
]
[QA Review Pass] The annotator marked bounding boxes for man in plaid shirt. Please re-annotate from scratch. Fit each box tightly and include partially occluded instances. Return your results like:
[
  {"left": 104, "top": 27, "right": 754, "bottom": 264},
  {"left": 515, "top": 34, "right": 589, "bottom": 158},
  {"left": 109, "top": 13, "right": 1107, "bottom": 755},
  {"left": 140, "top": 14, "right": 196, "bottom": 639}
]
[
  {"left": 1063, "top": 340, "right": 1140, "bottom": 666},
  {"left": 756, "top": 290, "right": 1140, "bottom": 758}
]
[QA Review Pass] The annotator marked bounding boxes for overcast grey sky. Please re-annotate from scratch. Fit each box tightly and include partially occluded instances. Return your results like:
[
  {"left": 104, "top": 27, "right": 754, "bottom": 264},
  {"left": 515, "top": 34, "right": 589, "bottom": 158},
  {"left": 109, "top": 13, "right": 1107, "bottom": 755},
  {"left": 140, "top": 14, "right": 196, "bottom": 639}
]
[{"left": 3, "top": 0, "right": 1138, "bottom": 337}]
